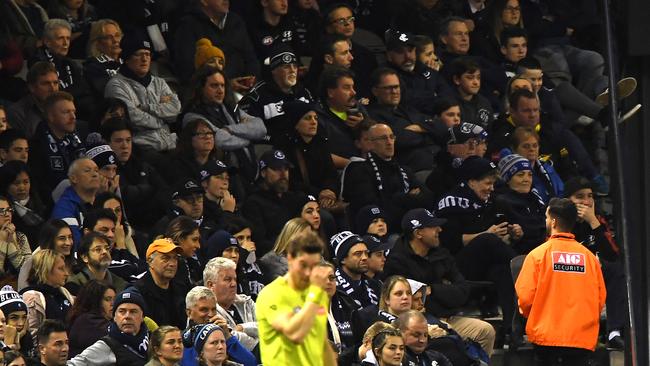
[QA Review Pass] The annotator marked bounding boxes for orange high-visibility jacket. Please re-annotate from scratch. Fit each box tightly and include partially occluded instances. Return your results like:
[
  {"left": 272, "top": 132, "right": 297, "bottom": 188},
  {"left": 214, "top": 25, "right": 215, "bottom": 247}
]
[{"left": 515, "top": 233, "right": 606, "bottom": 350}]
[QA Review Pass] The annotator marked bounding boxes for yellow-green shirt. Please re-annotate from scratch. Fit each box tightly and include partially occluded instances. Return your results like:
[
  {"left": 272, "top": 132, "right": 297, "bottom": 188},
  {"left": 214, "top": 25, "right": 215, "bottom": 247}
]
[{"left": 256, "top": 276, "right": 329, "bottom": 366}]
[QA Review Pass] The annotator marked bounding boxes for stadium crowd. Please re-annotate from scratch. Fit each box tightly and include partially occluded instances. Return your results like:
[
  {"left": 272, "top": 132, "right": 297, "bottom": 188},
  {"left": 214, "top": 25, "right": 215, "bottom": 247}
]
[{"left": 0, "top": 0, "right": 635, "bottom": 365}]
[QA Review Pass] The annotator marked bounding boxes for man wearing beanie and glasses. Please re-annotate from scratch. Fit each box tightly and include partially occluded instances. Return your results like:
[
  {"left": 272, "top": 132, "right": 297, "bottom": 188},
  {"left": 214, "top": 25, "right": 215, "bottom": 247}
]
[
  {"left": 105, "top": 33, "right": 180, "bottom": 153},
  {"left": 238, "top": 44, "right": 313, "bottom": 145},
  {"left": 68, "top": 288, "right": 151, "bottom": 365}
]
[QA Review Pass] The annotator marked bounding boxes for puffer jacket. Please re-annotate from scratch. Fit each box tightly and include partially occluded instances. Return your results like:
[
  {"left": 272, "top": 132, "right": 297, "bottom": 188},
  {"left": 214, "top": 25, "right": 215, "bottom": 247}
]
[
  {"left": 216, "top": 294, "right": 258, "bottom": 351},
  {"left": 105, "top": 72, "right": 180, "bottom": 151}
]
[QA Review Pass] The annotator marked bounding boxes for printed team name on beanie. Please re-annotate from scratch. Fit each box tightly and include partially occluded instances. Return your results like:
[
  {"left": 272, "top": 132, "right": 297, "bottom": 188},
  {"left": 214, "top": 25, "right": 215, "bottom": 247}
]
[{"left": 551, "top": 251, "right": 586, "bottom": 273}]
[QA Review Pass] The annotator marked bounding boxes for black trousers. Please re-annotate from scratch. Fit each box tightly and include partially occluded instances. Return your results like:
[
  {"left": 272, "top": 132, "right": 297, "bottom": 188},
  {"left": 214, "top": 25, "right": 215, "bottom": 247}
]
[
  {"left": 602, "top": 258, "right": 628, "bottom": 333},
  {"left": 456, "top": 233, "right": 517, "bottom": 330},
  {"left": 534, "top": 345, "right": 592, "bottom": 366}
]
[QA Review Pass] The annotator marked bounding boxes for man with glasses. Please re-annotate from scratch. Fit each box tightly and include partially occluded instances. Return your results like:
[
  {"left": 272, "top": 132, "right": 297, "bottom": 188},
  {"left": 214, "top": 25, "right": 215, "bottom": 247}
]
[
  {"left": 368, "top": 67, "right": 445, "bottom": 175},
  {"left": 105, "top": 33, "right": 180, "bottom": 153},
  {"left": 152, "top": 178, "right": 217, "bottom": 241},
  {"left": 342, "top": 123, "right": 432, "bottom": 232},
  {"left": 133, "top": 238, "right": 186, "bottom": 328},
  {"left": 65, "top": 231, "right": 127, "bottom": 295},
  {"left": 322, "top": 3, "right": 377, "bottom": 99}
]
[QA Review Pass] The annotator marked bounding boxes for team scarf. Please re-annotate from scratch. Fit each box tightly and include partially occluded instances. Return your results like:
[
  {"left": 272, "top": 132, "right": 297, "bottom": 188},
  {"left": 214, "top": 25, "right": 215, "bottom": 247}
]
[
  {"left": 334, "top": 268, "right": 379, "bottom": 308},
  {"left": 366, "top": 152, "right": 410, "bottom": 194},
  {"left": 107, "top": 320, "right": 150, "bottom": 360}
]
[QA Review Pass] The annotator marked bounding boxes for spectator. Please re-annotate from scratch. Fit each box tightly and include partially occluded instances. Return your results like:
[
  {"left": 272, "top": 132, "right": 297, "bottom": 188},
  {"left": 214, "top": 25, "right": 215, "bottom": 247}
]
[
  {"left": 0, "top": 161, "right": 45, "bottom": 245},
  {"left": 133, "top": 238, "right": 186, "bottom": 329},
  {"left": 433, "top": 98, "right": 462, "bottom": 128},
  {"left": 367, "top": 67, "right": 443, "bottom": 174},
  {"left": 46, "top": 0, "right": 96, "bottom": 59},
  {"left": 165, "top": 216, "right": 202, "bottom": 295},
  {"left": 17, "top": 219, "right": 74, "bottom": 290},
  {"left": 164, "top": 119, "right": 221, "bottom": 184},
  {"left": 515, "top": 198, "right": 606, "bottom": 365},
  {"left": 258, "top": 217, "right": 311, "bottom": 282},
  {"left": 152, "top": 178, "right": 217, "bottom": 242},
  {"left": 384, "top": 208, "right": 496, "bottom": 355},
  {"left": 50, "top": 157, "right": 99, "bottom": 247},
  {"left": 322, "top": 3, "right": 377, "bottom": 99},
  {"left": 29, "top": 91, "right": 86, "bottom": 204},
  {"left": 99, "top": 118, "right": 170, "bottom": 229},
  {"left": 29, "top": 19, "right": 94, "bottom": 120},
  {"left": 0, "top": 0, "right": 48, "bottom": 59},
  {"left": 83, "top": 19, "right": 123, "bottom": 107},
  {"left": 94, "top": 192, "right": 140, "bottom": 260},
  {"left": 173, "top": 0, "right": 260, "bottom": 87},
  {"left": 384, "top": 29, "right": 451, "bottom": 116},
  {"left": 182, "top": 66, "right": 266, "bottom": 185},
  {"left": 357, "top": 322, "right": 395, "bottom": 365},
  {"left": 362, "top": 234, "right": 392, "bottom": 281},
  {"left": 0, "top": 130, "right": 29, "bottom": 165},
  {"left": 65, "top": 231, "right": 127, "bottom": 295},
  {"left": 424, "top": 122, "right": 488, "bottom": 201},
  {"left": 146, "top": 325, "right": 183, "bottom": 366},
  {"left": 341, "top": 123, "right": 432, "bottom": 232},
  {"left": 504, "top": 126, "right": 563, "bottom": 204},
  {"left": 181, "top": 323, "right": 255, "bottom": 366},
  {"left": 247, "top": 0, "right": 297, "bottom": 59},
  {"left": 66, "top": 280, "right": 115, "bottom": 356},
  {"left": 105, "top": 33, "right": 180, "bottom": 153},
  {"left": 67, "top": 288, "right": 151, "bottom": 365},
  {"left": 315, "top": 66, "right": 366, "bottom": 167},
  {"left": 275, "top": 100, "right": 338, "bottom": 199},
  {"left": 494, "top": 154, "right": 546, "bottom": 254},
  {"left": 304, "top": 34, "right": 355, "bottom": 95},
  {"left": 199, "top": 159, "right": 239, "bottom": 228},
  {"left": 330, "top": 231, "right": 380, "bottom": 308},
  {"left": 194, "top": 39, "right": 225, "bottom": 71},
  {"left": 83, "top": 142, "right": 120, "bottom": 196},
  {"left": 238, "top": 45, "right": 313, "bottom": 144},
  {"left": 364, "top": 326, "right": 405, "bottom": 366},
  {"left": 2, "top": 350, "right": 27, "bottom": 366},
  {"left": 6, "top": 62, "right": 58, "bottom": 139},
  {"left": 412, "top": 35, "right": 442, "bottom": 71},
  {"left": 21, "top": 250, "right": 74, "bottom": 343},
  {"left": 395, "top": 310, "right": 453, "bottom": 366},
  {"left": 256, "top": 232, "right": 337, "bottom": 365},
  {"left": 35, "top": 320, "right": 69, "bottom": 366},
  {"left": 449, "top": 57, "right": 494, "bottom": 128},
  {"left": 0, "top": 195, "right": 32, "bottom": 279},
  {"left": 564, "top": 177, "right": 625, "bottom": 349},
  {"left": 224, "top": 217, "right": 265, "bottom": 298},
  {"left": 203, "top": 257, "right": 259, "bottom": 352},
  {"left": 355, "top": 205, "right": 388, "bottom": 239},
  {"left": 287, "top": 0, "right": 321, "bottom": 57},
  {"left": 241, "top": 149, "right": 305, "bottom": 256},
  {"left": 204, "top": 231, "right": 250, "bottom": 296},
  {"left": 0, "top": 285, "right": 34, "bottom": 357}
]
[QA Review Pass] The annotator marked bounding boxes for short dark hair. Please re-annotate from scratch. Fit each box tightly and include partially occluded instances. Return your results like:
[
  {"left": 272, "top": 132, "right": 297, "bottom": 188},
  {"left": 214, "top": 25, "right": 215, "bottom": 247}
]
[
  {"left": 286, "top": 231, "right": 324, "bottom": 258},
  {"left": 78, "top": 231, "right": 111, "bottom": 258},
  {"left": 44, "top": 91, "right": 74, "bottom": 113},
  {"left": 0, "top": 129, "right": 28, "bottom": 151},
  {"left": 499, "top": 27, "right": 528, "bottom": 47},
  {"left": 547, "top": 197, "right": 578, "bottom": 232},
  {"left": 319, "top": 66, "right": 355, "bottom": 100},
  {"left": 412, "top": 35, "right": 434, "bottom": 54},
  {"left": 508, "top": 88, "right": 537, "bottom": 111},
  {"left": 99, "top": 117, "right": 134, "bottom": 141},
  {"left": 319, "top": 33, "right": 350, "bottom": 57},
  {"left": 26, "top": 61, "right": 57, "bottom": 85},
  {"left": 370, "top": 67, "right": 398, "bottom": 89},
  {"left": 440, "top": 16, "right": 467, "bottom": 37},
  {"left": 449, "top": 57, "right": 480, "bottom": 80},
  {"left": 83, "top": 208, "right": 117, "bottom": 233},
  {"left": 37, "top": 319, "right": 67, "bottom": 346},
  {"left": 517, "top": 57, "right": 542, "bottom": 72},
  {"left": 223, "top": 216, "right": 253, "bottom": 235},
  {"left": 322, "top": 2, "right": 354, "bottom": 23},
  {"left": 431, "top": 97, "right": 460, "bottom": 117}
]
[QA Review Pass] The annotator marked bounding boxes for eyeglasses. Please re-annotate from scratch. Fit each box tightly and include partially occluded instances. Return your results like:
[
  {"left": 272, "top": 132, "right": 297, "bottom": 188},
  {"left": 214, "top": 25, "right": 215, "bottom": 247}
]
[
  {"left": 331, "top": 16, "right": 355, "bottom": 26},
  {"left": 505, "top": 6, "right": 521, "bottom": 12},
  {"left": 0, "top": 207, "right": 13, "bottom": 216},
  {"left": 369, "top": 134, "right": 396, "bottom": 142},
  {"left": 377, "top": 85, "right": 400, "bottom": 91},
  {"left": 192, "top": 131, "right": 214, "bottom": 139}
]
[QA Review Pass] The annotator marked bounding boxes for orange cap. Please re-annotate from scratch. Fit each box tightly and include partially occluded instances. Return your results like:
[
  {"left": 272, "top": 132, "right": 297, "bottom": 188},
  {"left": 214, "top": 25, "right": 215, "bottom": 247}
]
[{"left": 146, "top": 238, "right": 183, "bottom": 260}]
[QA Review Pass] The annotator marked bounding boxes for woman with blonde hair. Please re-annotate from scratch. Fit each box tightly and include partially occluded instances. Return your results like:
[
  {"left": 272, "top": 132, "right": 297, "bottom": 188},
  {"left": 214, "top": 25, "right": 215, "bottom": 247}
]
[
  {"left": 21, "top": 249, "right": 74, "bottom": 343},
  {"left": 146, "top": 325, "right": 183, "bottom": 366},
  {"left": 258, "top": 218, "right": 312, "bottom": 282},
  {"left": 83, "top": 19, "right": 123, "bottom": 99}
]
